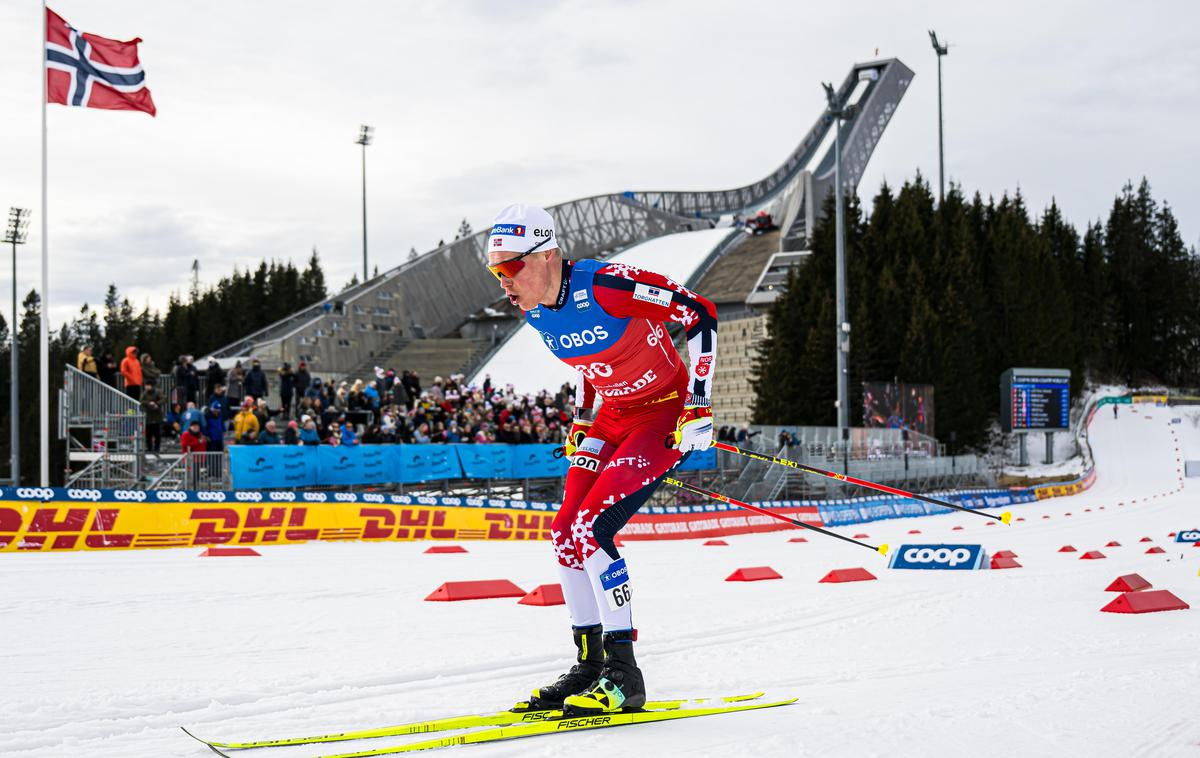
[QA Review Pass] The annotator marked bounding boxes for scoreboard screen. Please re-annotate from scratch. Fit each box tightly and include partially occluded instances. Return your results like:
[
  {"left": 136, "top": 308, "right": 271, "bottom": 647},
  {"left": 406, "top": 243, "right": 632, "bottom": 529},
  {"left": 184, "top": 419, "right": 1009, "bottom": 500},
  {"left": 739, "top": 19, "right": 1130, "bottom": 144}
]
[{"left": 1000, "top": 368, "right": 1070, "bottom": 433}]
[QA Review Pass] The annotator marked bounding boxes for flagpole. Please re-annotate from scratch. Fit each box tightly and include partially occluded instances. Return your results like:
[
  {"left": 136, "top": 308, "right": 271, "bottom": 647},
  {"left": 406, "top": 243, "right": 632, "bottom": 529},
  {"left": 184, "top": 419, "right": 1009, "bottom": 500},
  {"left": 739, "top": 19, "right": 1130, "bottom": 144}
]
[{"left": 40, "top": 0, "right": 50, "bottom": 486}]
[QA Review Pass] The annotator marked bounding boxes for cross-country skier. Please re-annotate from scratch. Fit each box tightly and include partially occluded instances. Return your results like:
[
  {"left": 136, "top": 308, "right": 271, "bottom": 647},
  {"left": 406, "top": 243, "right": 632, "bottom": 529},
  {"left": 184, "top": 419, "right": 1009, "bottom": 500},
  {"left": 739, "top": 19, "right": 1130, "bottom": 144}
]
[{"left": 485, "top": 204, "right": 718, "bottom": 714}]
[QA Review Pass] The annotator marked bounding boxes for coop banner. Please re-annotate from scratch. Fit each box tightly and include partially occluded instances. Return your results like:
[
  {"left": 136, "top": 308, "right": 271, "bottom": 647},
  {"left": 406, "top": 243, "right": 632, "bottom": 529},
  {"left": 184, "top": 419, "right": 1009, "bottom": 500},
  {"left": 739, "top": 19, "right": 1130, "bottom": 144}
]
[{"left": 0, "top": 497, "right": 556, "bottom": 552}]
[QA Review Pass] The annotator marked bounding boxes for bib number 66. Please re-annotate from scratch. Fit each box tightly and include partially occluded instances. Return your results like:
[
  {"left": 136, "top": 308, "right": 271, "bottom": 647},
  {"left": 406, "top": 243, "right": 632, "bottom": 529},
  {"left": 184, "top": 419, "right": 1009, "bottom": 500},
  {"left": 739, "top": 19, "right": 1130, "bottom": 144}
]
[{"left": 611, "top": 584, "right": 631, "bottom": 608}]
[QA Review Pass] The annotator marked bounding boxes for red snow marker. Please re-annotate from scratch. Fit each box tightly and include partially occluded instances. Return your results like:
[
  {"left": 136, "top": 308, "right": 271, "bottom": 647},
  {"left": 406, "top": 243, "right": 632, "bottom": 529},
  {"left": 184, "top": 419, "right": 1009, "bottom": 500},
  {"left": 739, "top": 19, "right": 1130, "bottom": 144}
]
[
  {"left": 704, "top": 539, "right": 729, "bottom": 546},
  {"left": 199, "top": 547, "right": 260, "bottom": 557},
  {"left": 425, "top": 580, "right": 526, "bottom": 601},
  {"left": 1016, "top": 517, "right": 1026, "bottom": 522},
  {"left": 788, "top": 537, "right": 808, "bottom": 543},
  {"left": 853, "top": 533, "right": 870, "bottom": 539},
  {"left": 1042, "top": 515, "right": 1051, "bottom": 519},
  {"left": 1146, "top": 547, "right": 1166, "bottom": 554},
  {"left": 519, "top": 584, "right": 565, "bottom": 606},
  {"left": 726, "top": 566, "right": 783, "bottom": 582},
  {"left": 993, "top": 550, "right": 1018, "bottom": 559},
  {"left": 1168, "top": 532, "right": 1176, "bottom": 537},
  {"left": 424, "top": 545, "right": 468, "bottom": 554},
  {"left": 952, "top": 526, "right": 965, "bottom": 531},
  {"left": 1065, "top": 512, "right": 1072, "bottom": 517},
  {"left": 819, "top": 567, "right": 877, "bottom": 583},
  {"left": 908, "top": 529, "right": 922, "bottom": 534},
  {"left": 1084, "top": 508, "right": 1092, "bottom": 512},
  {"left": 986, "top": 522, "right": 996, "bottom": 527},
  {"left": 990, "top": 555, "right": 1022, "bottom": 569},
  {"left": 1139, "top": 537, "right": 1153, "bottom": 543},
  {"left": 1080, "top": 550, "right": 1106, "bottom": 560},
  {"left": 1105, "top": 574, "right": 1151, "bottom": 593},
  {"left": 1058, "top": 545, "right": 1077, "bottom": 553},
  {"left": 1105, "top": 541, "right": 1122, "bottom": 548},
  {"left": 1101, "top": 590, "right": 1189, "bottom": 614}
]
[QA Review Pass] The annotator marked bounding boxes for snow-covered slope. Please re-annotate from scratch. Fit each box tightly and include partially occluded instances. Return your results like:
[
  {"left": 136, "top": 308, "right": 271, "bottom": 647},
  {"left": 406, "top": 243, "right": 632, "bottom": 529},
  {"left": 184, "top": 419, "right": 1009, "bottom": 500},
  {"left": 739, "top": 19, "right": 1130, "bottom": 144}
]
[
  {"left": 470, "top": 227, "right": 733, "bottom": 395},
  {"left": 2, "top": 406, "right": 1198, "bottom": 757}
]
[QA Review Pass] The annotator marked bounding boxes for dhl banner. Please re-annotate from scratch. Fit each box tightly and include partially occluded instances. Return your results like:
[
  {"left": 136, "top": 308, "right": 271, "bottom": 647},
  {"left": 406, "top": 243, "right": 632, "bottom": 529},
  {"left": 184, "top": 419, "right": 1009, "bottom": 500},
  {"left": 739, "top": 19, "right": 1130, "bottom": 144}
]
[{"left": 0, "top": 499, "right": 556, "bottom": 552}]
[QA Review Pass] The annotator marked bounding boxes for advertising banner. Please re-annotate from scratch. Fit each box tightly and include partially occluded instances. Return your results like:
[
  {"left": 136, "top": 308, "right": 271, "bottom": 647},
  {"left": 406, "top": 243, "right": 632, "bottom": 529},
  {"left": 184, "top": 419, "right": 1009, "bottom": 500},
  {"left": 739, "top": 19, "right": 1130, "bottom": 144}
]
[
  {"left": 229, "top": 446, "right": 317, "bottom": 489},
  {"left": 0, "top": 497, "right": 555, "bottom": 552},
  {"left": 456, "top": 445, "right": 510, "bottom": 479},
  {"left": 889, "top": 544, "right": 986, "bottom": 570},
  {"left": 620, "top": 505, "right": 823, "bottom": 541},
  {"left": 508, "top": 444, "right": 569, "bottom": 479}
]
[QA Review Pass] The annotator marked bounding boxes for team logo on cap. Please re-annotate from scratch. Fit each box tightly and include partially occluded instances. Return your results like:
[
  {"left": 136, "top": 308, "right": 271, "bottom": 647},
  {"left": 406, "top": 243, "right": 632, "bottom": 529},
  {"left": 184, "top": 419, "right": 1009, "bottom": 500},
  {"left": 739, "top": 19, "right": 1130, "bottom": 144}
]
[{"left": 492, "top": 224, "right": 526, "bottom": 237}]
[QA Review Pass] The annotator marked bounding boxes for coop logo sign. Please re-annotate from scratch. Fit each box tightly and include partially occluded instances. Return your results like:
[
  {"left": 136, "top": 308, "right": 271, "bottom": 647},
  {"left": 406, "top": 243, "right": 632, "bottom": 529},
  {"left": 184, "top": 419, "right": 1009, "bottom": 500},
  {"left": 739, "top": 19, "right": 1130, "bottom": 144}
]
[
  {"left": 889, "top": 544, "right": 985, "bottom": 570},
  {"left": 1175, "top": 529, "right": 1200, "bottom": 543}
]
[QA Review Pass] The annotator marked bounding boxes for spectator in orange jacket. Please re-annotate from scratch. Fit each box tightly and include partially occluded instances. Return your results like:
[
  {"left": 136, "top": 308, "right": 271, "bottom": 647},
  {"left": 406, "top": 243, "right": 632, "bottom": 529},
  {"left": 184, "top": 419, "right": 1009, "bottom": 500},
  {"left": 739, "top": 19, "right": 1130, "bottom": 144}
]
[{"left": 120, "top": 346, "right": 144, "bottom": 400}]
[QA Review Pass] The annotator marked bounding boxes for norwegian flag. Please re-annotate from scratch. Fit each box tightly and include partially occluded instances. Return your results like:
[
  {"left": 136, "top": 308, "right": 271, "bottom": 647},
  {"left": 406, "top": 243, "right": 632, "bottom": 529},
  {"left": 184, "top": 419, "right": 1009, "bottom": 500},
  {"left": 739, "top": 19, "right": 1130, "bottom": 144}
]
[{"left": 45, "top": 8, "right": 156, "bottom": 116}]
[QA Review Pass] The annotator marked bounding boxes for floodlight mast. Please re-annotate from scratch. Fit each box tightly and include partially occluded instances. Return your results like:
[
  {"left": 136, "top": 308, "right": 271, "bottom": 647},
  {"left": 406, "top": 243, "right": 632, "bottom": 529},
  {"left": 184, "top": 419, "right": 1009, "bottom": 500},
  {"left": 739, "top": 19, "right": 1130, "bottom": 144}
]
[
  {"left": 929, "top": 31, "right": 950, "bottom": 203},
  {"left": 355, "top": 125, "right": 375, "bottom": 282},
  {"left": 3, "top": 207, "right": 30, "bottom": 485}
]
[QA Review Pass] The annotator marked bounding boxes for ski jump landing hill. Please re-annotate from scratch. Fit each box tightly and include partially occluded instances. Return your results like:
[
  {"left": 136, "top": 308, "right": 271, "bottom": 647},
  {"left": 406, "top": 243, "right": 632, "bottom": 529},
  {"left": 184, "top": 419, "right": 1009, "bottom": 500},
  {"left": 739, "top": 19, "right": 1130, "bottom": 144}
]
[
  {"left": 204, "top": 58, "right": 914, "bottom": 378},
  {"left": 2, "top": 398, "right": 1197, "bottom": 757}
]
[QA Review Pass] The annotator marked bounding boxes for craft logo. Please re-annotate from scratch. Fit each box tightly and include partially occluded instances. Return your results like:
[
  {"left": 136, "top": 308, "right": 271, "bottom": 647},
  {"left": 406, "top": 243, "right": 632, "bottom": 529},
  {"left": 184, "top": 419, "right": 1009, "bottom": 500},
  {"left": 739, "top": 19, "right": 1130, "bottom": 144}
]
[
  {"left": 890, "top": 543, "right": 984, "bottom": 570},
  {"left": 491, "top": 224, "right": 526, "bottom": 237},
  {"left": 695, "top": 355, "right": 713, "bottom": 378}
]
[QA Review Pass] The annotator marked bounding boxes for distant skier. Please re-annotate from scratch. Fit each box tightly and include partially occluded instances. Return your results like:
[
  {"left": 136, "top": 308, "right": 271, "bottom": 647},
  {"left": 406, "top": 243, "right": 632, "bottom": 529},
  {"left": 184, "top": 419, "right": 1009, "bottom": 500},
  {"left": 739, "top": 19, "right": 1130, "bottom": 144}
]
[
  {"left": 485, "top": 204, "right": 718, "bottom": 714},
  {"left": 1113, "top": 404, "right": 1118, "bottom": 419}
]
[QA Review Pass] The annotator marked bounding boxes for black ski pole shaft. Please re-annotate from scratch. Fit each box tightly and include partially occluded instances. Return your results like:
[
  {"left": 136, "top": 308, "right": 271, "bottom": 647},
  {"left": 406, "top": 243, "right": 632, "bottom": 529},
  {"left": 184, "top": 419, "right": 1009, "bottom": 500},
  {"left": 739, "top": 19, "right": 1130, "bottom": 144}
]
[
  {"left": 712, "top": 441, "right": 1011, "bottom": 525},
  {"left": 662, "top": 476, "right": 889, "bottom": 556}
]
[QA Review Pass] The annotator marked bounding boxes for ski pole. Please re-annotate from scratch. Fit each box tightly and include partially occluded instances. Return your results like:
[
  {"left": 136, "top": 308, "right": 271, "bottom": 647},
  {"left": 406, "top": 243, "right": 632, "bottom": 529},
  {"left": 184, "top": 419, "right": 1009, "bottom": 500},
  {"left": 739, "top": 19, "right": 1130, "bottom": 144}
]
[
  {"left": 710, "top": 440, "right": 1012, "bottom": 525},
  {"left": 662, "top": 475, "right": 889, "bottom": 556}
]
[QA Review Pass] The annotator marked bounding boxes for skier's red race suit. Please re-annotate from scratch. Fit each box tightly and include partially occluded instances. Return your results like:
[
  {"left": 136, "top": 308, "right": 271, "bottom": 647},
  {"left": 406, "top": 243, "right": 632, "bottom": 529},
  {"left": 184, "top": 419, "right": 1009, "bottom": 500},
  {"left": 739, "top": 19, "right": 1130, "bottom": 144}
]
[{"left": 525, "top": 257, "right": 718, "bottom": 631}]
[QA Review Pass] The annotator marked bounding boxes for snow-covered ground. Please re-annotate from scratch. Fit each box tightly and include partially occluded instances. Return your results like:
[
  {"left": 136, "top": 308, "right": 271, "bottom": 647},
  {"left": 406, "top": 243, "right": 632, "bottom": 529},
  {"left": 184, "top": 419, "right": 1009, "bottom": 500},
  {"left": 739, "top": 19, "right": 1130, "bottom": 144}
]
[
  {"left": 469, "top": 227, "right": 734, "bottom": 394},
  {"left": 3, "top": 405, "right": 1199, "bottom": 757}
]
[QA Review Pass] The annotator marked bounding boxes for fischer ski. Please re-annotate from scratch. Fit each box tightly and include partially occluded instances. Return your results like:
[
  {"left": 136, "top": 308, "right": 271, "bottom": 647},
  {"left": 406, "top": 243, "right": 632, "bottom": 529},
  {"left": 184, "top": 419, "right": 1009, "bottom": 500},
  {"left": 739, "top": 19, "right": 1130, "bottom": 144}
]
[
  {"left": 316, "top": 697, "right": 797, "bottom": 757},
  {"left": 181, "top": 692, "right": 764, "bottom": 752}
]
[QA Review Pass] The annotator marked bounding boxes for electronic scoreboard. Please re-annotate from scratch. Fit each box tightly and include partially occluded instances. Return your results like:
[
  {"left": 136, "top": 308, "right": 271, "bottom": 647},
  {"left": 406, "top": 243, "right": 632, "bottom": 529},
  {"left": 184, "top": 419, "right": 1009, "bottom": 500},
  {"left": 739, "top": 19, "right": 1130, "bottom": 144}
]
[{"left": 1000, "top": 368, "right": 1070, "bottom": 433}]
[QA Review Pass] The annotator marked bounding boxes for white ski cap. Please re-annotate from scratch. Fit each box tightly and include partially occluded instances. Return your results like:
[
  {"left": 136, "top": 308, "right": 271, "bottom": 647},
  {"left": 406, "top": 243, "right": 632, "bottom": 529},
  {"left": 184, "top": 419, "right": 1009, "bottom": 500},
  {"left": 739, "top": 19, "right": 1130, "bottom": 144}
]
[{"left": 487, "top": 204, "right": 558, "bottom": 255}]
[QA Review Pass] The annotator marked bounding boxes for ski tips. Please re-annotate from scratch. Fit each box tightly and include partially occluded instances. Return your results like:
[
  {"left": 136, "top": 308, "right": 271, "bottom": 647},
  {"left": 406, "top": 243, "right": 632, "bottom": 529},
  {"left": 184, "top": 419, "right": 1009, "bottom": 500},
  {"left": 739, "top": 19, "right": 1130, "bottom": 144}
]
[
  {"left": 877, "top": 543, "right": 890, "bottom": 556},
  {"left": 1000, "top": 511, "right": 1013, "bottom": 525}
]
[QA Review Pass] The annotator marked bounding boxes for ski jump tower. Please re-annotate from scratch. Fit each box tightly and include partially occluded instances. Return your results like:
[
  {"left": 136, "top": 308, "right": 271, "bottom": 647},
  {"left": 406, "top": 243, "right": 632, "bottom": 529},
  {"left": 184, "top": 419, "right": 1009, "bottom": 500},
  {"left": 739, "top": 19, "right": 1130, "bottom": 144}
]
[{"left": 208, "top": 59, "right": 913, "bottom": 376}]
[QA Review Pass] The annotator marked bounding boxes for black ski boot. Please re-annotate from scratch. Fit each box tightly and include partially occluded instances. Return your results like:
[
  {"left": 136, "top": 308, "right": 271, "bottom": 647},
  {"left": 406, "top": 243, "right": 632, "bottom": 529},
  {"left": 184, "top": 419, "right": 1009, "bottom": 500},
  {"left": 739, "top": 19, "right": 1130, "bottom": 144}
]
[
  {"left": 526, "top": 624, "right": 604, "bottom": 710},
  {"left": 562, "top": 630, "right": 646, "bottom": 713}
]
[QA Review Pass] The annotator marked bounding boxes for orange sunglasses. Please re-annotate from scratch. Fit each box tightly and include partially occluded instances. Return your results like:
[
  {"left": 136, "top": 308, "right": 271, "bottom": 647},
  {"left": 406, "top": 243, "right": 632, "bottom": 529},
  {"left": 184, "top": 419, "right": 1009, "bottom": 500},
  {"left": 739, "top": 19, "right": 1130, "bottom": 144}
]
[{"left": 487, "top": 235, "right": 553, "bottom": 281}]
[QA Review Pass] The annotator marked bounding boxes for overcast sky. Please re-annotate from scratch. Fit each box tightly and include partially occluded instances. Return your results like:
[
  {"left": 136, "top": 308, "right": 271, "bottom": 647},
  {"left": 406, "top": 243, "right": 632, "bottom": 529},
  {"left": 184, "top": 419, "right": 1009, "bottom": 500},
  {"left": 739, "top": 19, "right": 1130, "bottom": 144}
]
[{"left": 1, "top": 0, "right": 1197, "bottom": 327}]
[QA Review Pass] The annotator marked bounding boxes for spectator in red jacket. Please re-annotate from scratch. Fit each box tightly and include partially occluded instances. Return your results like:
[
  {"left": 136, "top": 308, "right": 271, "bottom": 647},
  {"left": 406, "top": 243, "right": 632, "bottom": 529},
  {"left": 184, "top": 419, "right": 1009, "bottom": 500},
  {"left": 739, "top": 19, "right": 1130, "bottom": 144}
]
[
  {"left": 120, "top": 346, "right": 143, "bottom": 400},
  {"left": 180, "top": 419, "right": 208, "bottom": 454}
]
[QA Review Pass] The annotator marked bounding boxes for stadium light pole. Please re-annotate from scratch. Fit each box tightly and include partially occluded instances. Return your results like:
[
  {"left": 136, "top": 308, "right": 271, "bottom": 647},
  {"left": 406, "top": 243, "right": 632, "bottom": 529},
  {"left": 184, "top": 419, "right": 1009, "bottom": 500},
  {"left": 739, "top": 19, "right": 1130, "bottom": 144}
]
[
  {"left": 4, "top": 207, "right": 30, "bottom": 485},
  {"left": 929, "top": 31, "right": 949, "bottom": 203},
  {"left": 822, "top": 82, "right": 855, "bottom": 460},
  {"left": 355, "top": 125, "right": 374, "bottom": 283}
]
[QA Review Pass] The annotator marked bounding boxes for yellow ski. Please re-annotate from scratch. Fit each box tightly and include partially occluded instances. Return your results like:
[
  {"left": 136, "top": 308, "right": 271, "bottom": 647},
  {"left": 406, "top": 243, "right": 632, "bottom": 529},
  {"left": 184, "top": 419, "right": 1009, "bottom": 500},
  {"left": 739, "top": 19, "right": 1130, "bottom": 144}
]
[
  {"left": 181, "top": 692, "right": 764, "bottom": 752},
  {"left": 317, "top": 698, "right": 797, "bottom": 757}
]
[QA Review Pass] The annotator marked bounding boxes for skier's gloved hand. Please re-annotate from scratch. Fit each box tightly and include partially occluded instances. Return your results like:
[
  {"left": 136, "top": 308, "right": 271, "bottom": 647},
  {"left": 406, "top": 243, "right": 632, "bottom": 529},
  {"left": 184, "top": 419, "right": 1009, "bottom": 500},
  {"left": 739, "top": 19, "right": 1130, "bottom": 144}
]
[
  {"left": 564, "top": 418, "right": 593, "bottom": 457},
  {"left": 672, "top": 401, "right": 713, "bottom": 453}
]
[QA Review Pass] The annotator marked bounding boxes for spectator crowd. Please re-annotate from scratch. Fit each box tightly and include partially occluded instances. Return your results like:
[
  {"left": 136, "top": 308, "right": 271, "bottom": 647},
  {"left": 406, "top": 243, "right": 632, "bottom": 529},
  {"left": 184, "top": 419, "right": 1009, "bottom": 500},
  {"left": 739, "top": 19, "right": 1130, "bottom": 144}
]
[{"left": 77, "top": 346, "right": 572, "bottom": 454}]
